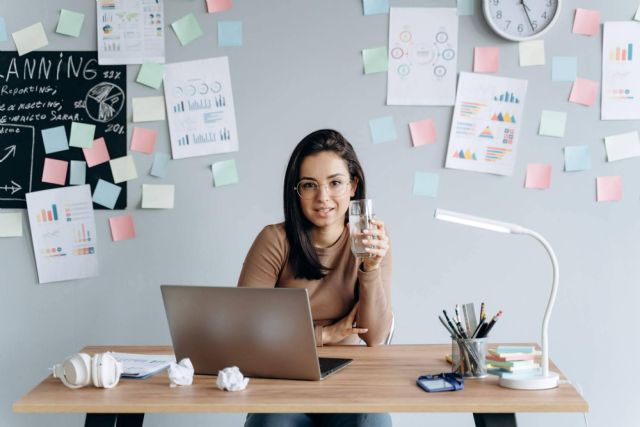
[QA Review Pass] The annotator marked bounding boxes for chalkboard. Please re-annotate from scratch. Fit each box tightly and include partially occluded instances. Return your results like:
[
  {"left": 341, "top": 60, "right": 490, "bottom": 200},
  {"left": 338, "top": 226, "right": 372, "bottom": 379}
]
[{"left": 0, "top": 51, "right": 127, "bottom": 209}]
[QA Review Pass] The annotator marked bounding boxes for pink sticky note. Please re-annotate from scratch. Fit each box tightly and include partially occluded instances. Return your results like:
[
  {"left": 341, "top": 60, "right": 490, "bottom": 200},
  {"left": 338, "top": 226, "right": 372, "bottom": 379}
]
[
  {"left": 474, "top": 47, "right": 500, "bottom": 73},
  {"left": 83, "top": 137, "right": 110, "bottom": 167},
  {"left": 597, "top": 176, "right": 622, "bottom": 202},
  {"left": 409, "top": 118, "right": 437, "bottom": 147},
  {"left": 109, "top": 214, "right": 136, "bottom": 241},
  {"left": 131, "top": 127, "right": 158, "bottom": 154},
  {"left": 42, "top": 158, "right": 68, "bottom": 186},
  {"left": 207, "top": 0, "right": 232, "bottom": 13},
  {"left": 569, "top": 78, "right": 598, "bottom": 106},
  {"left": 572, "top": 8, "right": 600, "bottom": 36},
  {"left": 525, "top": 164, "right": 552, "bottom": 190}
]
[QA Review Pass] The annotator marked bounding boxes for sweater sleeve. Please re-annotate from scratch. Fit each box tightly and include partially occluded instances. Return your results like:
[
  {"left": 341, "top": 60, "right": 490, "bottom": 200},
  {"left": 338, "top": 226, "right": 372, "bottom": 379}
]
[
  {"left": 237, "top": 225, "right": 286, "bottom": 288},
  {"left": 356, "top": 244, "right": 393, "bottom": 346}
]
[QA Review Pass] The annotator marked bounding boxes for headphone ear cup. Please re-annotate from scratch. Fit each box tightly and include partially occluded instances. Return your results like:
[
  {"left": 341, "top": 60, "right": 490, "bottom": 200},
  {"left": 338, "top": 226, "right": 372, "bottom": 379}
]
[
  {"left": 100, "top": 353, "right": 122, "bottom": 389},
  {"left": 55, "top": 353, "right": 91, "bottom": 389}
]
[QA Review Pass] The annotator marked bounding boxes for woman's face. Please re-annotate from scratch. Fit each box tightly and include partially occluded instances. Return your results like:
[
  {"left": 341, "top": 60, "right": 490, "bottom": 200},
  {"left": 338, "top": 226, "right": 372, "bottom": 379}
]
[{"left": 297, "top": 151, "right": 357, "bottom": 230}]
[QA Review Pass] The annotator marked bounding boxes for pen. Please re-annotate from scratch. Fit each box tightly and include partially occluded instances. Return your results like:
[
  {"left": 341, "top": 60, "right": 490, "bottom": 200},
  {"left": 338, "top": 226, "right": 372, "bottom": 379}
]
[
  {"left": 442, "top": 310, "right": 461, "bottom": 339},
  {"left": 454, "top": 304, "right": 461, "bottom": 323},
  {"left": 438, "top": 315, "right": 457, "bottom": 338},
  {"left": 479, "top": 310, "right": 503, "bottom": 338},
  {"left": 471, "top": 318, "right": 485, "bottom": 338}
]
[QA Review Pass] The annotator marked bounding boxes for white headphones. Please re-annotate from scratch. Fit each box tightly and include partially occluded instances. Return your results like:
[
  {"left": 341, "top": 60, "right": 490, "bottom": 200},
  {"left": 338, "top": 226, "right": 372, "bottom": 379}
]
[{"left": 53, "top": 353, "right": 123, "bottom": 389}]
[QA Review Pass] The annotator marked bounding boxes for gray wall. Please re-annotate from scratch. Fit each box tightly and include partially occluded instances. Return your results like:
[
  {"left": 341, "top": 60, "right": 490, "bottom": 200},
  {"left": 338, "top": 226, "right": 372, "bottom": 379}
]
[{"left": 1, "top": 0, "right": 637, "bottom": 426}]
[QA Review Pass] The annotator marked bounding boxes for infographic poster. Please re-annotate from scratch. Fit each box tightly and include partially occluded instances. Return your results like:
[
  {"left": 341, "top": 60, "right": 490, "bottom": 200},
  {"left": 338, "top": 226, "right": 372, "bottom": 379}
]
[
  {"left": 26, "top": 185, "right": 99, "bottom": 284},
  {"left": 387, "top": 7, "right": 458, "bottom": 106},
  {"left": 164, "top": 57, "right": 239, "bottom": 159},
  {"left": 445, "top": 72, "right": 528, "bottom": 176}
]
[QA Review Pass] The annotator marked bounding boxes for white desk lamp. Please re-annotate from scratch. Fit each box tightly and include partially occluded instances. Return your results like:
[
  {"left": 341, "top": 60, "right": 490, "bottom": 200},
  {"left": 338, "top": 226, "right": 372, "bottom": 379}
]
[{"left": 434, "top": 209, "right": 560, "bottom": 390}]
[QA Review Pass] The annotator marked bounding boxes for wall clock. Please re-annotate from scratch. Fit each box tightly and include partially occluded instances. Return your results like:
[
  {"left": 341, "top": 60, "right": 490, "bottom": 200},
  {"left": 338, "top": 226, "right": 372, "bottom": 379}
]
[{"left": 483, "top": 0, "right": 561, "bottom": 41}]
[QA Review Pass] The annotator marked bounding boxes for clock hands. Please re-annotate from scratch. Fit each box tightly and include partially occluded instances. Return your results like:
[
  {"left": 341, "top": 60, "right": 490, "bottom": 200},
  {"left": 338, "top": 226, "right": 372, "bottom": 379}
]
[{"left": 520, "top": 0, "right": 536, "bottom": 32}]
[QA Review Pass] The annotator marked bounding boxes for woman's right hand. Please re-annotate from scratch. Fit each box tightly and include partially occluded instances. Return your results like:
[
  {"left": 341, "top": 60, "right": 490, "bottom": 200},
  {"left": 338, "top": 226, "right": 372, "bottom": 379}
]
[{"left": 322, "top": 302, "right": 368, "bottom": 345}]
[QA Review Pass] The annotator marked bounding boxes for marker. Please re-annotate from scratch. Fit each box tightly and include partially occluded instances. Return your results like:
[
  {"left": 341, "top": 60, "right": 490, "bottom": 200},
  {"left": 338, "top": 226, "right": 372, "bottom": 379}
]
[{"left": 480, "top": 310, "right": 503, "bottom": 338}]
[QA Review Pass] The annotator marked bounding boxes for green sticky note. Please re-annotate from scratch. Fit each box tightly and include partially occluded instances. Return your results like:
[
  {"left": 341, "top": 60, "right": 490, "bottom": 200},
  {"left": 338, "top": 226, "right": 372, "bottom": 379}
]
[
  {"left": 413, "top": 172, "right": 439, "bottom": 198},
  {"left": 457, "top": 0, "right": 474, "bottom": 16},
  {"left": 362, "top": 46, "right": 388, "bottom": 74},
  {"left": 56, "top": 9, "right": 84, "bottom": 37},
  {"left": 539, "top": 110, "right": 567, "bottom": 138},
  {"left": 69, "top": 122, "right": 96, "bottom": 148},
  {"left": 212, "top": 159, "right": 239, "bottom": 187},
  {"left": 136, "top": 62, "right": 164, "bottom": 89},
  {"left": 171, "top": 13, "right": 203, "bottom": 46}
]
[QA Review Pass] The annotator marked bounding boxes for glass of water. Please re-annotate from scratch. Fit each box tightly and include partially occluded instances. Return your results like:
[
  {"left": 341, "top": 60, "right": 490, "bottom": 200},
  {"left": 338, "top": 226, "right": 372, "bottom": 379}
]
[{"left": 349, "top": 199, "right": 374, "bottom": 259}]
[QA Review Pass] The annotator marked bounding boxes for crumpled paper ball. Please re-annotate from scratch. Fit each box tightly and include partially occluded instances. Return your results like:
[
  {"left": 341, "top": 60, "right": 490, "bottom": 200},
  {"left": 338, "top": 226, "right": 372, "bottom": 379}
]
[
  {"left": 168, "top": 358, "right": 194, "bottom": 387},
  {"left": 216, "top": 366, "right": 249, "bottom": 391}
]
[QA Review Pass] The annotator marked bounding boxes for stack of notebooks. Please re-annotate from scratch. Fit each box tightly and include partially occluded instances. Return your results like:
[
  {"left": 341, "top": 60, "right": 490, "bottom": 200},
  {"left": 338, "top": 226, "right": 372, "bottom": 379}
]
[{"left": 486, "top": 346, "right": 542, "bottom": 379}]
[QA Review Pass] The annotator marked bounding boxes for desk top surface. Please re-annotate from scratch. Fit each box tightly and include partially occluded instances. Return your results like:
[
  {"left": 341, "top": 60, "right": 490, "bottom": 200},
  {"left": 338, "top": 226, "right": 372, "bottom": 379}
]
[{"left": 13, "top": 344, "right": 588, "bottom": 414}]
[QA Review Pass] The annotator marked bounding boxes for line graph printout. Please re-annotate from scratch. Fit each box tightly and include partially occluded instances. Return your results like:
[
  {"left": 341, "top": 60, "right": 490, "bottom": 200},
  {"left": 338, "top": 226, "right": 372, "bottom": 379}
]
[
  {"left": 26, "top": 185, "right": 99, "bottom": 284},
  {"left": 164, "top": 57, "right": 239, "bottom": 159}
]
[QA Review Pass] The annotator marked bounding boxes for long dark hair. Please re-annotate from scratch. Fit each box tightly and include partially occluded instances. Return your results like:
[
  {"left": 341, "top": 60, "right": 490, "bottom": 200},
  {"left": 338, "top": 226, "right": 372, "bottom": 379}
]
[{"left": 284, "top": 129, "right": 366, "bottom": 280}]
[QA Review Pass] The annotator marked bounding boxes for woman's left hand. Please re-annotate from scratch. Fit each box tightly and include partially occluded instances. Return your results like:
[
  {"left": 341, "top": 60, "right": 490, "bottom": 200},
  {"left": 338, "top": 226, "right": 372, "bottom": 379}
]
[{"left": 361, "top": 218, "right": 390, "bottom": 272}]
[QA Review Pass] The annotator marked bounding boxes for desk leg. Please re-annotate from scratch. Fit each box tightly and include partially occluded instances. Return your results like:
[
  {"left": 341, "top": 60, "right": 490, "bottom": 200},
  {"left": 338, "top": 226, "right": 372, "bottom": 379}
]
[
  {"left": 473, "top": 413, "right": 517, "bottom": 427},
  {"left": 84, "top": 413, "right": 145, "bottom": 427}
]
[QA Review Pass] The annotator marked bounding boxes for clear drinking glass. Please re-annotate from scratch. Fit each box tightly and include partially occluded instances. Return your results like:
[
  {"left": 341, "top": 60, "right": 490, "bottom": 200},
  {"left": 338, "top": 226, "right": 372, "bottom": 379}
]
[{"left": 349, "top": 199, "right": 374, "bottom": 259}]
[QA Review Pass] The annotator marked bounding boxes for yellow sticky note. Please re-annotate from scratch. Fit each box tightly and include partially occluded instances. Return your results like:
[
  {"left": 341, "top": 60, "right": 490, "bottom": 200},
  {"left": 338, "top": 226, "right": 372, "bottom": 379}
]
[
  {"left": 13, "top": 22, "right": 48, "bottom": 56},
  {"left": 110, "top": 155, "right": 138, "bottom": 183},
  {"left": 132, "top": 96, "right": 166, "bottom": 122},
  {"left": 142, "top": 184, "right": 175, "bottom": 209}
]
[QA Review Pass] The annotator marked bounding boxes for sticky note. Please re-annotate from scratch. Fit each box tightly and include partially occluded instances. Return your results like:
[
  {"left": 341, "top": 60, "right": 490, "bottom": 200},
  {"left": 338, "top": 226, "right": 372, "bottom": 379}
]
[
  {"left": 569, "top": 78, "right": 598, "bottom": 107},
  {"left": 12, "top": 22, "right": 48, "bottom": 56},
  {"left": 171, "top": 13, "right": 203, "bottom": 46},
  {"left": 573, "top": 8, "right": 600, "bottom": 36},
  {"left": 604, "top": 131, "right": 640, "bottom": 162},
  {"left": 56, "top": 9, "right": 84, "bottom": 37},
  {"left": 132, "top": 96, "right": 166, "bottom": 122},
  {"left": 564, "top": 145, "right": 591, "bottom": 172},
  {"left": 110, "top": 155, "right": 138, "bottom": 183},
  {"left": 69, "top": 122, "right": 96, "bottom": 148},
  {"left": 409, "top": 118, "right": 437, "bottom": 147},
  {"left": 69, "top": 160, "right": 86, "bottom": 185},
  {"left": 93, "top": 179, "right": 121, "bottom": 209},
  {"left": 539, "top": 110, "right": 567, "bottom": 138},
  {"left": 0, "top": 212, "right": 22, "bottom": 237},
  {"left": 83, "top": 137, "right": 110, "bottom": 167},
  {"left": 369, "top": 116, "right": 397, "bottom": 144},
  {"left": 136, "top": 62, "right": 164, "bottom": 89},
  {"left": 551, "top": 56, "right": 577, "bottom": 82},
  {"left": 597, "top": 176, "right": 622, "bottom": 202},
  {"left": 525, "top": 164, "right": 552, "bottom": 190},
  {"left": 362, "top": 47, "right": 388, "bottom": 74},
  {"left": 212, "top": 159, "right": 239, "bottom": 187},
  {"left": 131, "top": 127, "right": 157, "bottom": 154},
  {"left": 457, "top": 0, "right": 474, "bottom": 16},
  {"left": 150, "top": 152, "right": 171, "bottom": 178},
  {"left": 207, "top": 0, "right": 232, "bottom": 13},
  {"left": 218, "top": 21, "right": 242, "bottom": 47},
  {"left": 363, "top": 0, "right": 389, "bottom": 16},
  {"left": 109, "top": 215, "right": 136, "bottom": 241},
  {"left": 41, "top": 126, "right": 69, "bottom": 154},
  {"left": 413, "top": 172, "right": 439, "bottom": 198},
  {"left": 42, "top": 158, "right": 68, "bottom": 186},
  {"left": 519, "top": 40, "right": 545, "bottom": 66},
  {"left": 142, "top": 184, "right": 175, "bottom": 209},
  {"left": 474, "top": 47, "right": 499, "bottom": 73},
  {"left": 0, "top": 17, "right": 7, "bottom": 42}
]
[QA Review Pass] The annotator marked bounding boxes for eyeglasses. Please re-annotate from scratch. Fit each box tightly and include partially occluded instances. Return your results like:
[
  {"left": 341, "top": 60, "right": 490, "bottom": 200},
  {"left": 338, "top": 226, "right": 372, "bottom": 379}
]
[{"left": 294, "top": 179, "right": 351, "bottom": 200}]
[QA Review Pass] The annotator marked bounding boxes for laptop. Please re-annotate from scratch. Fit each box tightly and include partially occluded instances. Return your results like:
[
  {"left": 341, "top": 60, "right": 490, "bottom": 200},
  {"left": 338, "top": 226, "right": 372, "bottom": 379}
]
[{"left": 160, "top": 285, "right": 353, "bottom": 381}]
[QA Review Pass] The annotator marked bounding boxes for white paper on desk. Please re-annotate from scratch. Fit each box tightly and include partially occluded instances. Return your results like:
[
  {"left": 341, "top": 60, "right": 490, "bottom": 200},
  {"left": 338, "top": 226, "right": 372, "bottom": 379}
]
[
  {"left": 97, "top": 0, "right": 165, "bottom": 65},
  {"left": 110, "top": 352, "right": 176, "bottom": 378},
  {"left": 387, "top": 8, "right": 458, "bottom": 106},
  {"left": 602, "top": 22, "right": 640, "bottom": 120},
  {"left": 132, "top": 96, "right": 166, "bottom": 122}
]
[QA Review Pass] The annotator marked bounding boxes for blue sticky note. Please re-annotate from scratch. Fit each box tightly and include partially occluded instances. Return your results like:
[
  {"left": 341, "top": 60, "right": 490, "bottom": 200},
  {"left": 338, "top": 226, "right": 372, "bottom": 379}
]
[
  {"left": 564, "top": 145, "right": 591, "bottom": 172},
  {"left": 413, "top": 172, "right": 439, "bottom": 198},
  {"left": 552, "top": 56, "right": 577, "bottom": 82},
  {"left": 457, "top": 0, "right": 474, "bottom": 16},
  {"left": 41, "top": 126, "right": 69, "bottom": 154},
  {"left": 0, "top": 17, "right": 7, "bottom": 42},
  {"left": 150, "top": 152, "right": 171, "bottom": 178},
  {"left": 369, "top": 116, "right": 397, "bottom": 144},
  {"left": 218, "top": 21, "right": 242, "bottom": 47},
  {"left": 93, "top": 179, "right": 121, "bottom": 209},
  {"left": 69, "top": 160, "right": 86, "bottom": 185},
  {"left": 363, "top": 0, "right": 389, "bottom": 16}
]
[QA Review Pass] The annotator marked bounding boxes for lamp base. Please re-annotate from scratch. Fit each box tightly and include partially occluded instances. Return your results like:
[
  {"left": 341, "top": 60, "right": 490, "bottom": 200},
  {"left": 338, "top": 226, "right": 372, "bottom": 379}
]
[{"left": 499, "top": 372, "right": 559, "bottom": 390}]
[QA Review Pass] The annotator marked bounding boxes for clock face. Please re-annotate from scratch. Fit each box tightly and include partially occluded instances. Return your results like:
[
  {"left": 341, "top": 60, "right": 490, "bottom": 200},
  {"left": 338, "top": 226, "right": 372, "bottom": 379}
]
[{"left": 484, "top": 0, "right": 560, "bottom": 41}]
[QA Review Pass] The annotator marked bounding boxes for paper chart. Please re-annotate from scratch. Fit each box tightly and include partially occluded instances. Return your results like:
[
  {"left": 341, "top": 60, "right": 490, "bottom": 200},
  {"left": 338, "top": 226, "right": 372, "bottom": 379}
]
[{"left": 445, "top": 72, "right": 528, "bottom": 176}]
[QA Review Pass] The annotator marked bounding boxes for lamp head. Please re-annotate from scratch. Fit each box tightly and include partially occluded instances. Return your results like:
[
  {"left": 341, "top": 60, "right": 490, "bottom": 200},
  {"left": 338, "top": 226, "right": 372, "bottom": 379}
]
[{"left": 434, "top": 209, "right": 525, "bottom": 234}]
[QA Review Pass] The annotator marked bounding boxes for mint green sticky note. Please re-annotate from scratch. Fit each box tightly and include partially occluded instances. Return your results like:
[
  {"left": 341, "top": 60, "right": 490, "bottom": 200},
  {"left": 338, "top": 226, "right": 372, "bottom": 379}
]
[
  {"left": 137, "top": 62, "right": 164, "bottom": 89},
  {"left": 564, "top": 145, "right": 591, "bottom": 172},
  {"left": 539, "top": 110, "right": 567, "bottom": 138},
  {"left": 413, "top": 172, "right": 439, "bottom": 198},
  {"left": 171, "top": 13, "right": 203, "bottom": 46},
  {"left": 56, "top": 9, "right": 84, "bottom": 37},
  {"left": 362, "top": 46, "right": 388, "bottom": 74},
  {"left": 218, "top": 21, "right": 242, "bottom": 47},
  {"left": 457, "top": 0, "right": 475, "bottom": 16},
  {"left": 369, "top": 116, "right": 397, "bottom": 144},
  {"left": 69, "top": 160, "right": 86, "bottom": 185},
  {"left": 212, "top": 159, "right": 239, "bottom": 187},
  {"left": 69, "top": 122, "right": 96, "bottom": 148}
]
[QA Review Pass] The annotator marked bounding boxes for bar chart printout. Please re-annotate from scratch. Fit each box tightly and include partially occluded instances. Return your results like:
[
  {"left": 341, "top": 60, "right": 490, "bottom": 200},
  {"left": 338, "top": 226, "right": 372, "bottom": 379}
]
[{"left": 602, "top": 22, "right": 640, "bottom": 120}]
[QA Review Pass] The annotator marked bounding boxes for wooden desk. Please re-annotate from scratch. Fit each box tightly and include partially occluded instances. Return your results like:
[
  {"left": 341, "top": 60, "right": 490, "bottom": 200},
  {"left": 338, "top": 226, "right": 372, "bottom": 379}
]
[{"left": 13, "top": 345, "right": 587, "bottom": 427}]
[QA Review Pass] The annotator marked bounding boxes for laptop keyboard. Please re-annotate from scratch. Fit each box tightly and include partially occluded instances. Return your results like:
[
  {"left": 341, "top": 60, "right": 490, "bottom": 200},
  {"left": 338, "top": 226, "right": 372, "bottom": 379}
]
[{"left": 318, "top": 357, "right": 352, "bottom": 378}]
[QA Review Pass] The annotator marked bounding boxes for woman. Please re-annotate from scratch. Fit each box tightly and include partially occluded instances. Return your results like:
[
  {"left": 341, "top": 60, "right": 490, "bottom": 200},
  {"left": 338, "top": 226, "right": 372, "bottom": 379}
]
[{"left": 238, "top": 129, "right": 392, "bottom": 427}]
